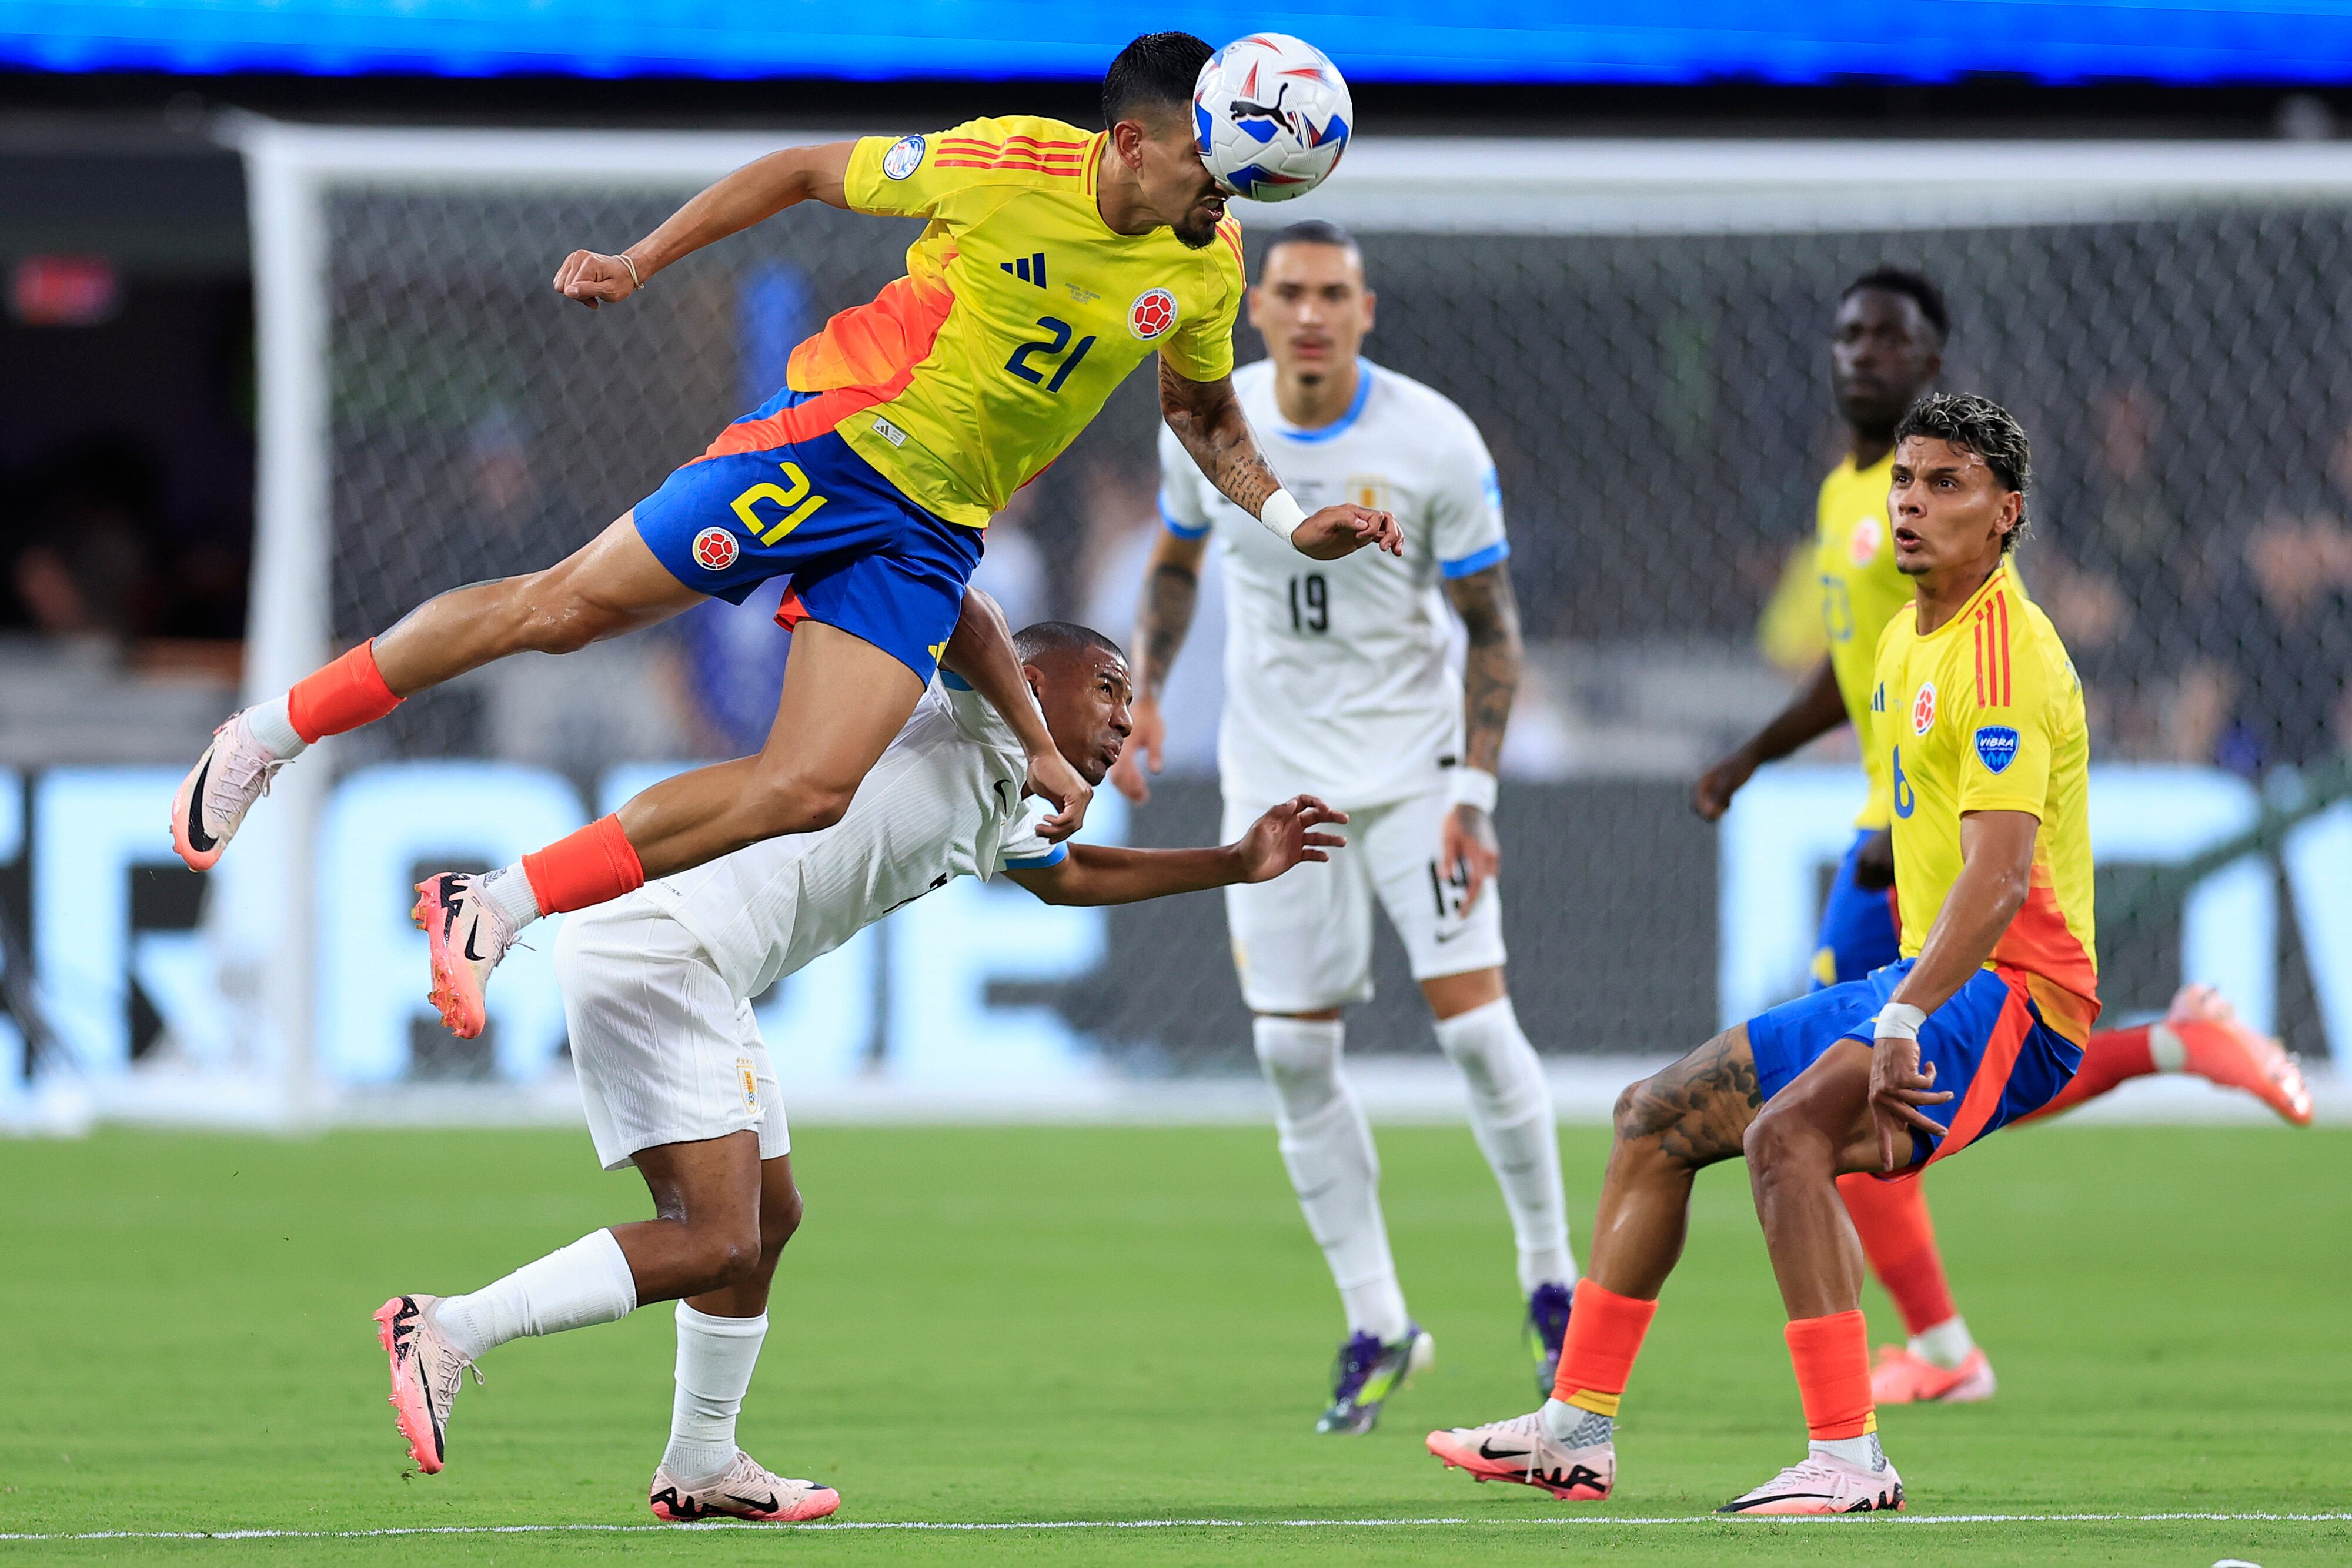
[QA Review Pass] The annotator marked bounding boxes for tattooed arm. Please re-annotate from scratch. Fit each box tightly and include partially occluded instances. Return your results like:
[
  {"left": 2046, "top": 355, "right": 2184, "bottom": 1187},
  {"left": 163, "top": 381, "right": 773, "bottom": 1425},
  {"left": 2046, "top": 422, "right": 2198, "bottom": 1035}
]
[
  {"left": 1438, "top": 562, "right": 1521, "bottom": 910},
  {"left": 1157, "top": 361, "right": 1401, "bottom": 560},
  {"left": 1109, "top": 526, "right": 1209, "bottom": 804}
]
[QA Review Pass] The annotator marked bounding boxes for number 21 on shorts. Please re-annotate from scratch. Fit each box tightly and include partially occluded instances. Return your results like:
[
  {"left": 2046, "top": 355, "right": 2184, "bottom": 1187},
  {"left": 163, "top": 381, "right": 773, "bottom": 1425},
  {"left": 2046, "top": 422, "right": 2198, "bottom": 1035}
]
[{"left": 731, "top": 462, "right": 829, "bottom": 545}]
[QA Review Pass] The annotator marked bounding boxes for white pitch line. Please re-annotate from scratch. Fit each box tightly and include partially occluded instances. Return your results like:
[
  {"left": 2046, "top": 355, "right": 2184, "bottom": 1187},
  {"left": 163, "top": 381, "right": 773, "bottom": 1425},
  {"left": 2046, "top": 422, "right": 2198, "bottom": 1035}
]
[{"left": 3, "top": 1513, "right": 2349, "bottom": 1542}]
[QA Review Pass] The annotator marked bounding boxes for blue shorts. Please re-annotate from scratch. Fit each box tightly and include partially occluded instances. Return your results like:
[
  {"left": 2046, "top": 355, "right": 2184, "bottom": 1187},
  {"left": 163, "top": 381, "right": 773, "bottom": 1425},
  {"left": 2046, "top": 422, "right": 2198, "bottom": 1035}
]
[
  {"left": 633, "top": 390, "right": 983, "bottom": 681},
  {"left": 1748, "top": 959, "right": 2083, "bottom": 1171},
  {"left": 1810, "top": 829, "right": 1903, "bottom": 990}
]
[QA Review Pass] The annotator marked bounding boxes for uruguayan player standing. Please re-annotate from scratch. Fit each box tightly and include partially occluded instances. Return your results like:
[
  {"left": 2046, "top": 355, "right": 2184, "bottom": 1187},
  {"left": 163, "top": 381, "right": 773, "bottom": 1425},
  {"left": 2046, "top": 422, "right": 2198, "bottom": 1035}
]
[{"left": 1114, "top": 220, "right": 1576, "bottom": 1435}]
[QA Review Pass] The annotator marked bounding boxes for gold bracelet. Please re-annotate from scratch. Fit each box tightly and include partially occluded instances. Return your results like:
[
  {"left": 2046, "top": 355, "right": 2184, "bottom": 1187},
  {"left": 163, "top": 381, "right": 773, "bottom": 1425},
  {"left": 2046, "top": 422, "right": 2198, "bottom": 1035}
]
[{"left": 618, "top": 253, "right": 644, "bottom": 291}]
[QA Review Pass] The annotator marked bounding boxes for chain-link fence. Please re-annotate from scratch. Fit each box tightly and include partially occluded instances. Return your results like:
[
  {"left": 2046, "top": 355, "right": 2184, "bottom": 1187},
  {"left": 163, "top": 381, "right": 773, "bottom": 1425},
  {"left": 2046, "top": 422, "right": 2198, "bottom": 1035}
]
[{"left": 293, "top": 141, "right": 2352, "bottom": 1081}]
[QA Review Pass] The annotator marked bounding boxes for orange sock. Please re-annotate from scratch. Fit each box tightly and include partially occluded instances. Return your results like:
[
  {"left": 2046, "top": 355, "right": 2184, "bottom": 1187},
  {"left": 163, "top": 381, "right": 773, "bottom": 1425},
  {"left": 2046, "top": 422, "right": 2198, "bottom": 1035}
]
[
  {"left": 1786, "top": 1310, "right": 1876, "bottom": 1440},
  {"left": 2020, "top": 1024, "right": 2151, "bottom": 1123},
  {"left": 1550, "top": 1279, "right": 1658, "bottom": 1416},
  {"left": 1837, "top": 1171, "right": 1956, "bottom": 1335},
  {"left": 519, "top": 815, "right": 646, "bottom": 917},
  {"left": 285, "top": 639, "right": 402, "bottom": 744}
]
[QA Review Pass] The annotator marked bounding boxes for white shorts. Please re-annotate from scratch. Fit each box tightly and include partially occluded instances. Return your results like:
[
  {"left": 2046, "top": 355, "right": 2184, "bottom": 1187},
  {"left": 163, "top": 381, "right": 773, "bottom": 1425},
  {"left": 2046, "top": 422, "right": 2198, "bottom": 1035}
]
[
  {"left": 553, "top": 897, "right": 791, "bottom": 1174},
  {"left": 1222, "top": 785, "right": 1508, "bottom": 1014}
]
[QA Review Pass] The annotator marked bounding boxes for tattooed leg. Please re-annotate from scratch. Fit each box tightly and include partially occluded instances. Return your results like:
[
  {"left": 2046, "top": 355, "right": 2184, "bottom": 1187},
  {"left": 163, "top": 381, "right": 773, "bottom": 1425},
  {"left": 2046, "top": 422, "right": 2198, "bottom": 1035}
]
[{"left": 1583, "top": 1027, "right": 1767, "bottom": 1300}]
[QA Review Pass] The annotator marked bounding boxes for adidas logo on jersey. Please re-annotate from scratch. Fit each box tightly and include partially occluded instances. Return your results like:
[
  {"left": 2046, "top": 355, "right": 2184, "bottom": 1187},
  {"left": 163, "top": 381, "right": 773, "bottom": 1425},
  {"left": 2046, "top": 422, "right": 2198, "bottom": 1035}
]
[{"left": 1001, "top": 252, "right": 1048, "bottom": 287}]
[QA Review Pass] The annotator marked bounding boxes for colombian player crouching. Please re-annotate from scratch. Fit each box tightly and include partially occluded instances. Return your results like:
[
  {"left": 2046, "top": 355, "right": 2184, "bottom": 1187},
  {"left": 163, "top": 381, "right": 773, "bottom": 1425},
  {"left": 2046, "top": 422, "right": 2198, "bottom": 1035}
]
[{"left": 1429, "top": 394, "right": 2092, "bottom": 1514}]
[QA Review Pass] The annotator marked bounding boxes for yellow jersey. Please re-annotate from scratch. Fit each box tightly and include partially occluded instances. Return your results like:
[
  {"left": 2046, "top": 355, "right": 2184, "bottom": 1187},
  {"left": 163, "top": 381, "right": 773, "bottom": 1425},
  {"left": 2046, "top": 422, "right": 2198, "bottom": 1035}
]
[
  {"left": 1872, "top": 565, "right": 2100, "bottom": 1042},
  {"left": 1815, "top": 451, "right": 1909, "bottom": 827},
  {"left": 700, "top": 116, "right": 1247, "bottom": 529}
]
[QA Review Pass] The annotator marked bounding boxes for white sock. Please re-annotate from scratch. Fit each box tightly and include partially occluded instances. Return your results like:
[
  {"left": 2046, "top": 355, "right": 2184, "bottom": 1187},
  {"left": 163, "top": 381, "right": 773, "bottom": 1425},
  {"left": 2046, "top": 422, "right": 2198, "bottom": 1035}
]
[
  {"left": 1433, "top": 997, "right": 1576, "bottom": 1295},
  {"left": 482, "top": 862, "right": 544, "bottom": 932},
  {"left": 1541, "top": 1397, "right": 1612, "bottom": 1446},
  {"left": 663, "top": 1303, "right": 769, "bottom": 1482},
  {"left": 1812, "top": 1432, "right": 1887, "bottom": 1472},
  {"left": 1909, "top": 1315, "right": 1975, "bottom": 1370},
  {"left": 1253, "top": 1017, "right": 1409, "bottom": 1343},
  {"left": 436, "top": 1228, "right": 639, "bottom": 1361},
  {"left": 246, "top": 694, "right": 307, "bottom": 759}
]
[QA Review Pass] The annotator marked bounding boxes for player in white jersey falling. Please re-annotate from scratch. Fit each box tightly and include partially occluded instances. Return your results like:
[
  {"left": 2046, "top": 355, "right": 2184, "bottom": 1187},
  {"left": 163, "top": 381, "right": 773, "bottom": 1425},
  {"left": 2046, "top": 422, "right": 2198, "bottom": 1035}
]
[
  {"left": 373, "top": 593, "right": 1344, "bottom": 1522},
  {"left": 1115, "top": 220, "right": 1576, "bottom": 1434}
]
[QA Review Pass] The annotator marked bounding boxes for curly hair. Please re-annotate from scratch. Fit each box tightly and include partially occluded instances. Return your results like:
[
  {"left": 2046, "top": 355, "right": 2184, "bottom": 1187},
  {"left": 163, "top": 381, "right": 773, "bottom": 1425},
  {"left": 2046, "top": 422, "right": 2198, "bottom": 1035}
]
[{"left": 1895, "top": 392, "right": 2033, "bottom": 553}]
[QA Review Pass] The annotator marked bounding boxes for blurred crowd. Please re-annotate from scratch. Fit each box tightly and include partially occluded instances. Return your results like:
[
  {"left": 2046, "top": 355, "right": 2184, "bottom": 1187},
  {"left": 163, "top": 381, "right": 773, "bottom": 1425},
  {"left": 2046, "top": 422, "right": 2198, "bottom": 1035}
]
[{"left": 0, "top": 431, "right": 248, "bottom": 649}]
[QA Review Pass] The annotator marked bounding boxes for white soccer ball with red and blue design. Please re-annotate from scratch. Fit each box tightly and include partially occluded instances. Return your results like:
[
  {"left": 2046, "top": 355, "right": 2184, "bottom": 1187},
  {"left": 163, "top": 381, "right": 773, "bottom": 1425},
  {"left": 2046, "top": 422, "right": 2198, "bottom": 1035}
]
[{"left": 1193, "top": 34, "right": 1352, "bottom": 203}]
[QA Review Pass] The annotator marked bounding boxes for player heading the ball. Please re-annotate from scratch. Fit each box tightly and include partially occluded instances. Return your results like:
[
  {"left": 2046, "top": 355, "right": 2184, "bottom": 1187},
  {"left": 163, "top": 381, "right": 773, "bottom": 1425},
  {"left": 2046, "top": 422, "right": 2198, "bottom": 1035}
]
[{"left": 170, "top": 31, "right": 1398, "bottom": 1041}]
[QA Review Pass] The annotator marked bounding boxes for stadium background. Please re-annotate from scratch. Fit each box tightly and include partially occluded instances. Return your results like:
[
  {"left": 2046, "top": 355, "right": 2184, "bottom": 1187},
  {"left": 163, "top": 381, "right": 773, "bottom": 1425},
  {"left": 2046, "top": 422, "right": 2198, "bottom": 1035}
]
[
  {"left": 4, "top": 11, "right": 2351, "bottom": 1564},
  {"left": 2, "top": 8, "right": 2350, "bottom": 1116}
]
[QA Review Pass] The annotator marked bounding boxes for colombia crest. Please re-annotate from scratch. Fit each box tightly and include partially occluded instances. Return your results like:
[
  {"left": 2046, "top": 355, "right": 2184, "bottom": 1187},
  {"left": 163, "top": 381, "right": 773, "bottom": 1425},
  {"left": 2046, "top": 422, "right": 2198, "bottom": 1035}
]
[{"left": 1128, "top": 287, "right": 1178, "bottom": 340}]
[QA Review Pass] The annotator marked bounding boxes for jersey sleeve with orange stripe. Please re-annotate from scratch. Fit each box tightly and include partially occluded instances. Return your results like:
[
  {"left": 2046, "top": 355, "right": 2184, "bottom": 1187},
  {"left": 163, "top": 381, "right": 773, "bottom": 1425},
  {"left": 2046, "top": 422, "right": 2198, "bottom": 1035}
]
[
  {"left": 844, "top": 115, "right": 1099, "bottom": 218},
  {"left": 1876, "top": 565, "right": 2100, "bottom": 1039}
]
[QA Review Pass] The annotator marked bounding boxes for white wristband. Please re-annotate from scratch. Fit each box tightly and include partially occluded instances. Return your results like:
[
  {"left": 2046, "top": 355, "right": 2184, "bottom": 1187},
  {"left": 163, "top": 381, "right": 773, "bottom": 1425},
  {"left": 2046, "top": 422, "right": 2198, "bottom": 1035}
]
[
  {"left": 1259, "top": 488, "right": 1307, "bottom": 543},
  {"left": 1872, "top": 1002, "right": 1927, "bottom": 1042},
  {"left": 1448, "top": 766, "right": 1499, "bottom": 814}
]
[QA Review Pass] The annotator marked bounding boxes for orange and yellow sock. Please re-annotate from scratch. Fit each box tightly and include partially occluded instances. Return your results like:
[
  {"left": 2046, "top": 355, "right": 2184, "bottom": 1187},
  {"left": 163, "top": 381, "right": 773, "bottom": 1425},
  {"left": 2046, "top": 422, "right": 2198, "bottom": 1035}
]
[
  {"left": 1786, "top": 1309, "right": 1877, "bottom": 1459},
  {"left": 1549, "top": 1279, "right": 1658, "bottom": 1419}
]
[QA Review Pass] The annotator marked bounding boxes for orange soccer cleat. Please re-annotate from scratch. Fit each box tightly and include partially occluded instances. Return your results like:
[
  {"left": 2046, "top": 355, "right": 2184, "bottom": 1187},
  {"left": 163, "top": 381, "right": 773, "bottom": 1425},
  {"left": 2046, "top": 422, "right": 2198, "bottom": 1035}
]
[
  {"left": 2160, "top": 984, "right": 2314, "bottom": 1127},
  {"left": 1870, "top": 1344, "right": 1996, "bottom": 1406}
]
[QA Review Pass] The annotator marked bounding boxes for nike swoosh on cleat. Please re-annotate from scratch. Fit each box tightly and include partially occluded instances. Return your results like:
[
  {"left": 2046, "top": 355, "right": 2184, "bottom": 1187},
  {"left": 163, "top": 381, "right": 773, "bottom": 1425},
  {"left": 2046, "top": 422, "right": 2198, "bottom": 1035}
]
[
  {"left": 185, "top": 756, "right": 218, "bottom": 852},
  {"left": 726, "top": 1492, "right": 779, "bottom": 1512},
  {"left": 1476, "top": 1441, "right": 1529, "bottom": 1461},
  {"left": 460, "top": 912, "right": 490, "bottom": 964},
  {"left": 1718, "top": 1492, "right": 1837, "bottom": 1512}
]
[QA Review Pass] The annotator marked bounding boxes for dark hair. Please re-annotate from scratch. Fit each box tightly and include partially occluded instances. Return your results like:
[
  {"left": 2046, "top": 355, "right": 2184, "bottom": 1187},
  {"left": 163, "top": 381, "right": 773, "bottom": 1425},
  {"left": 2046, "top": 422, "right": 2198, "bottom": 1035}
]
[
  {"left": 1260, "top": 219, "right": 1361, "bottom": 276},
  {"left": 1842, "top": 266, "right": 1950, "bottom": 345},
  {"left": 1895, "top": 392, "right": 2033, "bottom": 552},
  {"left": 1102, "top": 32, "right": 1213, "bottom": 129},
  {"left": 1015, "top": 620, "right": 1126, "bottom": 666}
]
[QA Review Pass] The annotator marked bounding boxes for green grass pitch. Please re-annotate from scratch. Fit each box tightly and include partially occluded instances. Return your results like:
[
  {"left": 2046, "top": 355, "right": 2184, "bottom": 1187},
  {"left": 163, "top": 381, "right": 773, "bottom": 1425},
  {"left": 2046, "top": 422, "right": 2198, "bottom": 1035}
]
[{"left": 2, "top": 1120, "right": 2347, "bottom": 1564}]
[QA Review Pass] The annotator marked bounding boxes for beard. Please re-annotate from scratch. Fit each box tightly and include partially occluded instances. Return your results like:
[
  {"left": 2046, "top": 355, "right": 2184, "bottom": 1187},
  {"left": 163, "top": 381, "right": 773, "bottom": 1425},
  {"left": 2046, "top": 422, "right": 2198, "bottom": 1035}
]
[{"left": 1171, "top": 211, "right": 1220, "bottom": 249}]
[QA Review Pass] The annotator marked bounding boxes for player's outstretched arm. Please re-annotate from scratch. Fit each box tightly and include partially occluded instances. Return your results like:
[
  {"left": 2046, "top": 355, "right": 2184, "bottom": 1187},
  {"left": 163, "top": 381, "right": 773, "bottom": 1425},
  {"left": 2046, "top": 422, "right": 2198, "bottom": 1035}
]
[
  {"left": 938, "top": 587, "right": 1091, "bottom": 842},
  {"left": 1691, "top": 656, "right": 1848, "bottom": 822},
  {"left": 1157, "top": 362, "right": 1399, "bottom": 561},
  {"left": 1438, "top": 563, "right": 1521, "bottom": 910},
  {"left": 1110, "top": 527, "right": 1210, "bottom": 804},
  {"left": 1004, "top": 795, "right": 1345, "bottom": 906},
  {"left": 1866, "top": 808, "right": 2038, "bottom": 1169},
  {"left": 553, "top": 141, "right": 857, "bottom": 309}
]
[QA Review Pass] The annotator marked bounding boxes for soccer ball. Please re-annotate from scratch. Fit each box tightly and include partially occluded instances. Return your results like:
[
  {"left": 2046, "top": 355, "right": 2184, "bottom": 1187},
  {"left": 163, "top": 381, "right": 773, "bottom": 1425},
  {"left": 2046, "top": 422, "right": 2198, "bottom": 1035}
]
[{"left": 1193, "top": 34, "right": 1352, "bottom": 203}]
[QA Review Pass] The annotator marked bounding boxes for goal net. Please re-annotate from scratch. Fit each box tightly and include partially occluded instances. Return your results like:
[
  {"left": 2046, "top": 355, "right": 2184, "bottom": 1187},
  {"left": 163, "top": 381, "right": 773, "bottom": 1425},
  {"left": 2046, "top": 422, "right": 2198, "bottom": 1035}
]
[{"left": 156, "top": 122, "right": 2352, "bottom": 1119}]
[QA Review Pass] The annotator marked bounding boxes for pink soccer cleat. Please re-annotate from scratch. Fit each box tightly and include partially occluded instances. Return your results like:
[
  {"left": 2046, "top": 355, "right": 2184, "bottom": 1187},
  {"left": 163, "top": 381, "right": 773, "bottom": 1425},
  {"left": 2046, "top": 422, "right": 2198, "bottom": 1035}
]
[
  {"left": 649, "top": 1449, "right": 841, "bottom": 1523},
  {"left": 1426, "top": 1409, "right": 1613, "bottom": 1500},
  {"left": 1717, "top": 1447, "right": 1905, "bottom": 1515},
  {"left": 1871, "top": 1345, "right": 1996, "bottom": 1405},
  {"left": 413, "top": 872, "right": 516, "bottom": 1041},
  {"left": 169, "top": 712, "right": 286, "bottom": 872},
  {"left": 373, "top": 1293, "right": 480, "bottom": 1475},
  {"left": 2160, "top": 984, "right": 2314, "bottom": 1127}
]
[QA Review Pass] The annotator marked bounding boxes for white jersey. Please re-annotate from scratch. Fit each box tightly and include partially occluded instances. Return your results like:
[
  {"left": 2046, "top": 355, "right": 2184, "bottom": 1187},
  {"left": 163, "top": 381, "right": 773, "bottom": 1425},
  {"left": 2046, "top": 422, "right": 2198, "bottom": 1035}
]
[
  {"left": 1157, "top": 357, "right": 1508, "bottom": 812},
  {"left": 634, "top": 677, "right": 1063, "bottom": 1002}
]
